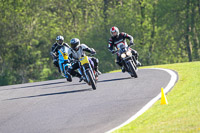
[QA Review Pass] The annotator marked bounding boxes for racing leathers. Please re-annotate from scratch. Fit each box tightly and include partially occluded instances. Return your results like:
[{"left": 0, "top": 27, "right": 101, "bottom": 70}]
[
  {"left": 50, "top": 42, "right": 70, "bottom": 72},
  {"left": 108, "top": 32, "right": 139, "bottom": 67},
  {"left": 67, "top": 44, "right": 100, "bottom": 79}
]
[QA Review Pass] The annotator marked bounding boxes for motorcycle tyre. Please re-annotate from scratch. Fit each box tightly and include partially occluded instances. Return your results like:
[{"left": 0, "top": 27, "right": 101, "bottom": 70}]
[
  {"left": 127, "top": 60, "right": 138, "bottom": 78},
  {"left": 86, "top": 70, "right": 96, "bottom": 90},
  {"left": 66, "top": 73, "right": 72, "bottom": 82}
]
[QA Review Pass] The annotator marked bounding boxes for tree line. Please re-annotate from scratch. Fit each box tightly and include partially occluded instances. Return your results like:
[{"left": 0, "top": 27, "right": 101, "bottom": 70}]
[{"left": 0, "top": 0, "right": 199, "bottom": 86}]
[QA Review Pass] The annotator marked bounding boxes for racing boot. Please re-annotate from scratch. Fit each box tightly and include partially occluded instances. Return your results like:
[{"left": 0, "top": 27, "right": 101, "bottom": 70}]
[
  {"left": 74, "top": 72, "right": 83, "bottom": 82},
  {"left": 77, "top": 74, "right": 83, "bottom": 82},
  {"left": 97, "top": 70, "right": 102, "bottom": 75},
  {"left": 95, "top": 66, "right": 102, "bottom": 75},
  {"left": 136, "top": 60, "right": 141, "bottom": 66},
  {"left": 79, "top": 76, "right": 83, "bottom": 82},
  {"left": 94, "top": 70, "right": 99, "bottom": 81},
  {"left": 134, "top": 55, "right": 141, "bottom": 66}
]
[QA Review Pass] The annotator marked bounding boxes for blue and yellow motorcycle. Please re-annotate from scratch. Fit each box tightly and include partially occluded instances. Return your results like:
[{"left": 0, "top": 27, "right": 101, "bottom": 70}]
[{"left": 57, "top": 47, "right": 72, "bottom": 82}]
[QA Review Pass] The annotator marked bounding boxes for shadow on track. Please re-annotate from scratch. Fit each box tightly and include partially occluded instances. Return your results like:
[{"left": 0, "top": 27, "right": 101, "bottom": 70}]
[
  {"left": 0, "top": 81, "right": 66, "bottom": 91},
  {"left": 98, "top": 77, "right": 132, "bottom": 83},
  {"left": 0, "top": 82, "right": 86, "bottom": 91},
  {"left": 5, "top": 88, "right": 92, "bottom": 101},
  {"left": 41, "top": 83, "right": 86, "bottom": 90}
]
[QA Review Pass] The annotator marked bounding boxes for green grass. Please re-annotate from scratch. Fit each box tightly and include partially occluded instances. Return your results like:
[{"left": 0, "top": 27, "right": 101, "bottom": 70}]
[{"left": 112, "top": 61, "right": 200, "bottom": 133}]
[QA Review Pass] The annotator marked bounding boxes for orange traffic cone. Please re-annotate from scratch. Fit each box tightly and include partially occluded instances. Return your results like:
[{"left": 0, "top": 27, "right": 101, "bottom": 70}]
[{"left": 161, "top": 88, "right": 168, "bottom": 105}]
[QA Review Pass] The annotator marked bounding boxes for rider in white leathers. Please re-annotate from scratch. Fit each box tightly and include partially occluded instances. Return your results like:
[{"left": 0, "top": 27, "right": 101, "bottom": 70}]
[{"left": 68, "top": 38, "right": 101, "bottom": 82}]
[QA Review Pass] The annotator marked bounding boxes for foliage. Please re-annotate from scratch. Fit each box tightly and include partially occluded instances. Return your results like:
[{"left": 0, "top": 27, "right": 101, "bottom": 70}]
[{"left": 0, "top": 0, "right": 199, "bottom": 86}]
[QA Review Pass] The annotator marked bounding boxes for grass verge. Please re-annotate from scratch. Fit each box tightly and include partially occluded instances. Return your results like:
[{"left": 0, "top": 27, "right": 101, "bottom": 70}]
[{"left": 112, "top": 61, "right": 200, "bottom": 133}]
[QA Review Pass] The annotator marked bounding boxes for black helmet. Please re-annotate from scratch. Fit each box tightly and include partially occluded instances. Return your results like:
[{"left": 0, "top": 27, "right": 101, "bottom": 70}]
[{"left": 70, "top": 38, "right": 80, "bottom": 51}]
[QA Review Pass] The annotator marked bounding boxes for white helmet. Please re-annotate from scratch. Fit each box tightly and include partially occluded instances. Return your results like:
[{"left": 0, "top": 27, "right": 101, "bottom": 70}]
[
  {"left": 56, "top": 35, "right": 64, "bottom": 45},
  {"left": 110, "top": 26, "right": 119, "bottom": 37}
]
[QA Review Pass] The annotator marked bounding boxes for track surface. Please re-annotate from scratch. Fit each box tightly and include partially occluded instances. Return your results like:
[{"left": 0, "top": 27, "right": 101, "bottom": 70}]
[{"left": 0, "top": 69, "right": 174, "bottom": 133}]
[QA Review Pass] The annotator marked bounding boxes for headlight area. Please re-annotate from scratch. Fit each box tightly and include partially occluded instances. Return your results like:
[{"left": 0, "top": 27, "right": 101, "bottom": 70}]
[
  {"left": 126, "top": 51, "right": 132, "bottom": 56},
  {"left": 121, "top": 53, "right": 126, "bottom": 58}
]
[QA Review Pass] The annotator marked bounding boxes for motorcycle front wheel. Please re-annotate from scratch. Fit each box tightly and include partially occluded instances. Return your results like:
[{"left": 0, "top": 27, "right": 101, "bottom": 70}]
[
  {"left": 86, "top": 70, "right": 96, "bottom": 90},
  {"left": 127, "top": 60, "right": 138, "bottom": 78},
  {"left": 65, "top": 69, "right": 72, "bottom": 82}
]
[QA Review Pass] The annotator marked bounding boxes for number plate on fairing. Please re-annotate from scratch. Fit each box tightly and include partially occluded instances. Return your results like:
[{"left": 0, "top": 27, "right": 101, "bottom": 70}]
[{"left": 79, "top": 56, "right": 89, "bottom": 65}]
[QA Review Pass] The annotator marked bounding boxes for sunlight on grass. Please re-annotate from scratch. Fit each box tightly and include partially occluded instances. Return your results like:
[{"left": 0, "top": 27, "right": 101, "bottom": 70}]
[{"left": 113, "top": 61, "right": 200, "bottom": 133}]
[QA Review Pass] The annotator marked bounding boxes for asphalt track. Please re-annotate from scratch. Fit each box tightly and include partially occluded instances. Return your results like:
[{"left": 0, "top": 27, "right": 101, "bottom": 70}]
[{"left": 0, "top": 69, "right": 177, "bottom": 133}]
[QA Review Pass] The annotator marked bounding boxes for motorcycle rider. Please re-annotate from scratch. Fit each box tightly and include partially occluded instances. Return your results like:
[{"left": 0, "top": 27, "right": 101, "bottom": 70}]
[
  {"left": 68, "top": 38, "right": 101, "bottom": 82},
  {"left": 108, "top": 26, "right": 141, "bottom": 72},
  {"left": 50, "top": 35, "right": 70, "bottom": 73}
]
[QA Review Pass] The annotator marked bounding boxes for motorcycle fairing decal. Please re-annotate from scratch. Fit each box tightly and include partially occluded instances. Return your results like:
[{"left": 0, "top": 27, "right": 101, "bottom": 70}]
[
  {"left": 79, "top": 56, "right": 89, "bottom": 65},
  {"left": 59, "top": 50, "right": 68, "bottom": 60}
]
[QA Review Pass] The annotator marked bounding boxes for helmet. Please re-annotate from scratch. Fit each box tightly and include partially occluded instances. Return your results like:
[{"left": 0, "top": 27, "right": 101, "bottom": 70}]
[
  {"left": 56, "top": 35, "right": 64, "bottom": 45},
  {"left": 70, "top": 38, "right": 80, "bottom": 51},
  {"left": 110, "top": 26, "right": 119, "bottom": 37}
]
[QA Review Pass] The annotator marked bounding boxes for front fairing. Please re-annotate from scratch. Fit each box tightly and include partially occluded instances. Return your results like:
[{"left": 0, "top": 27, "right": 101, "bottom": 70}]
[
  {"left": 58, "top": 47, "right": 71, "bottom": 73},
  {"left": 58, "top": 47, "right": 69, "bottom": 61},
  {"left": 119, "top": 45, "right": 128, "bottom": 54},
  {"left": 118, "top": 45, "right": 133, "bottom": 63}
]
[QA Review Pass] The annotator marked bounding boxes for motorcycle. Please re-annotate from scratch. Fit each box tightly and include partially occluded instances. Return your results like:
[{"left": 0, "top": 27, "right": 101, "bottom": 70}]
[
  {"left": 77, "top": 54, "right": 97, "bottom": 90},
  {"left": 114, "top": 42, "right": 138, "bottom": 78},
  {"left": 57, "top": 46, "right": 72, "bottom": 82}
]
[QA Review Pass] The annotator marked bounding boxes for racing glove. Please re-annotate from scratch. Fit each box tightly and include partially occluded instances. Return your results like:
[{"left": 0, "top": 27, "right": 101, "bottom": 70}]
[
  {"left": 111, "top": 50, "right": 115, "bottom": 54},
  {"left": 91, "top": 51, "right": 96, "bottom": 55},
  {"left": 128, "top": 42, "right": 134, "bottom": 47}
]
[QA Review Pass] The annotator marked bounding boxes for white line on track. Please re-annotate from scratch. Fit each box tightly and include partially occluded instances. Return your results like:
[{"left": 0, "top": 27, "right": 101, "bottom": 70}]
[{"left": 106, "top": 68, "right": 178, "bottom": 133}]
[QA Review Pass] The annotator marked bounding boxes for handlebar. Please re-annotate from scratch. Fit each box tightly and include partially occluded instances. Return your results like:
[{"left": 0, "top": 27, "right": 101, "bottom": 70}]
[
  {"left": 89, "top": 53, "right": 96, "bottom": 56},
  {"left": 111, "top": 45, "right": 133, "bottom": 55}
]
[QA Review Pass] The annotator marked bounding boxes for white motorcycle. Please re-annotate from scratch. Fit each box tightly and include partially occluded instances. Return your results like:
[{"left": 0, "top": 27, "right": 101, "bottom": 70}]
[{"left": 114, "top": 42, "right": 138, "bottom": 78}]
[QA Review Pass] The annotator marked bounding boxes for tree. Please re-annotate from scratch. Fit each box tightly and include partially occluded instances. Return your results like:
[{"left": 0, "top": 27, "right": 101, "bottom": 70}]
[{"left": 0, "top": 0, "right": 199, "bottom": 86}]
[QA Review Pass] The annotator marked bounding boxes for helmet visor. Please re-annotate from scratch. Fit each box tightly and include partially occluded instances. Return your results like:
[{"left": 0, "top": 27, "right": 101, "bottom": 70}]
[
  {"left": 71, "top": 42, "right": 79, "bottom": 50},
  {"left": 111, "top": 31, "right": 117, "bottom": 37},
  {"left": 57, "top": 40, "right": 63, "bottom": 45}
]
